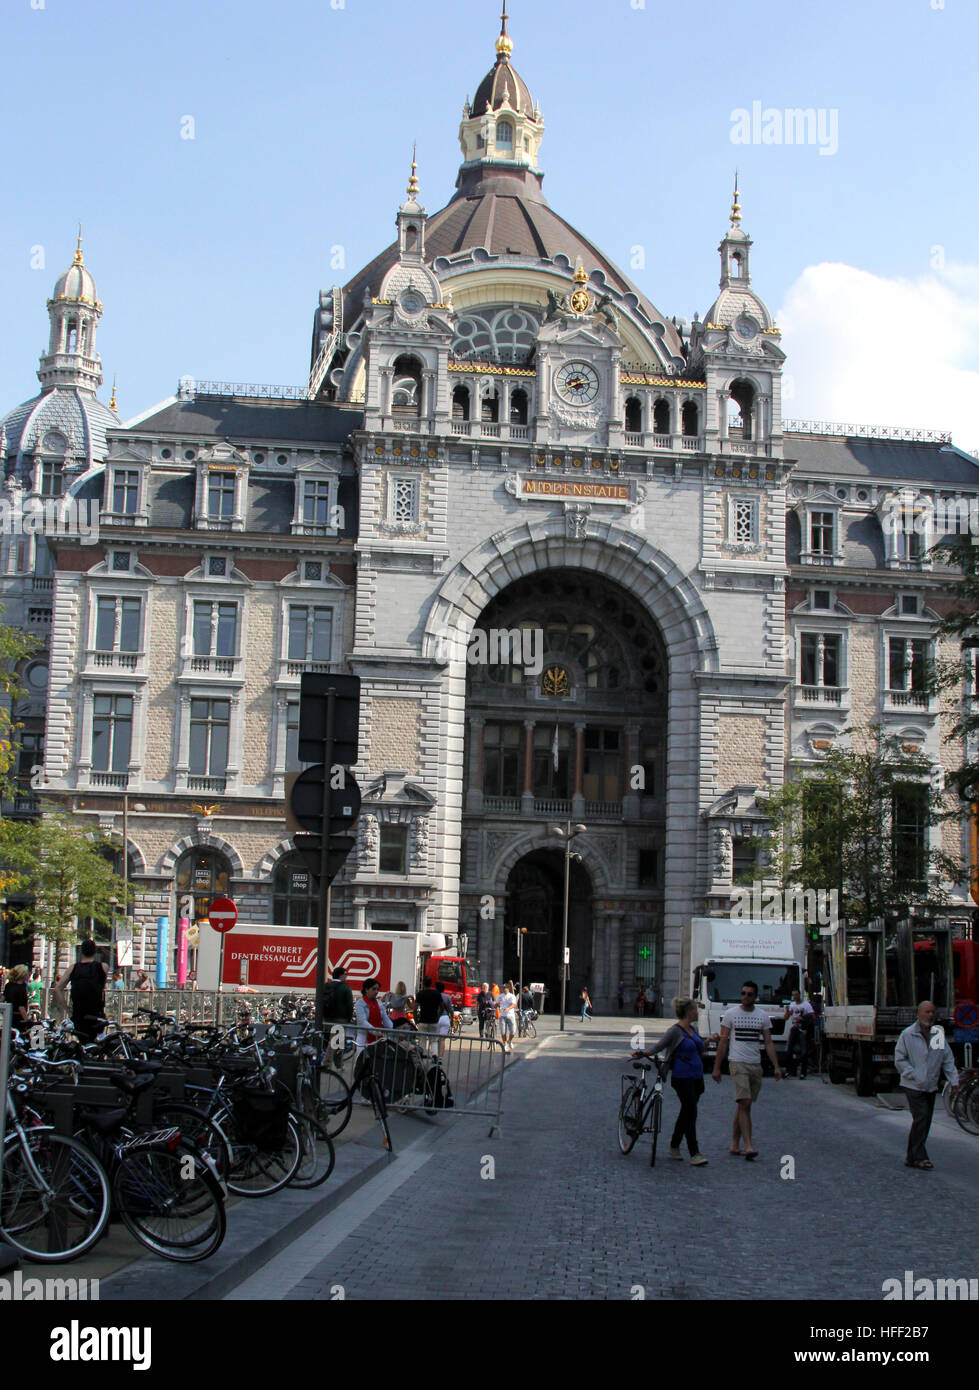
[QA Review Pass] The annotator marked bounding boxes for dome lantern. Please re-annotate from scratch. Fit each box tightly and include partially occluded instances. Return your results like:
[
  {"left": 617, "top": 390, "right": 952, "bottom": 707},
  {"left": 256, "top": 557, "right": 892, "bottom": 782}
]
[{"left": 458, "top": 3, "right": 545, "bottom": 178}]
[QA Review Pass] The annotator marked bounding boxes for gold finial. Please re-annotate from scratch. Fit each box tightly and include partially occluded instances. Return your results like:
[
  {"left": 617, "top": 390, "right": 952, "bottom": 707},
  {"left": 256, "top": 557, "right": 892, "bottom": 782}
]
[
  {"left": 573, "top": 259, "right": 588, "bottom": 285},
  {"left": 73, "top": 222, "right": 84, "bottom": 266},
  {"left": 496, "top": 0, "right": 513, "bottom": 57},
  {"left": 730, "top": 171, "right": 742, "bottom": 227},
  {"left": 407, "top": 142, "right": 420, "bottom": 198},
  {"left": 109, "top": 374, "right": 118, "bottom": 412}
]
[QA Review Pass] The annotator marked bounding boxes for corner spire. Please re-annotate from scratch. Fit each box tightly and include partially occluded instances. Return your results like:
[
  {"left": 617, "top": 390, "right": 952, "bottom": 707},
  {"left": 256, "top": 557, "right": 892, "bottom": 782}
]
[
  {"left": 407, "top": 143, "right": 420, "bottom": 200},
  {"left": 109, "top": 374, "right": 118, "bottom": 413},
  {"left": 74, "top": 221, "right": 84, "bottom": 266},
  {"left": 730, "top": 172, "right": 742, "bottom": 228},
  {"left": 496, "top": 0, "right": 512, "bottom": 59}
]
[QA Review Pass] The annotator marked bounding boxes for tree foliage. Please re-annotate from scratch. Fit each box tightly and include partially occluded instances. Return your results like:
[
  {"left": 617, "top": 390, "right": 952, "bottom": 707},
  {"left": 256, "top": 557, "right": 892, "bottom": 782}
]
[
  {"left": 0, "top": 814, "right": 130, "bottom": 979},
  {"left": 0, "top": 606, "right": 42, "bottom": 798},
  {"left": 758, "top": 728, "right": 959, "bottom": 931},
  {"left": 930, "top": 533, "right": 979, "bottom": 800}
]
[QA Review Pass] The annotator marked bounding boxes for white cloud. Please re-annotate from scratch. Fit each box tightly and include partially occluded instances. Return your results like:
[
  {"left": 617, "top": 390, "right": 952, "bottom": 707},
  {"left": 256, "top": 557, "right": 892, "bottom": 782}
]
[{"left": 776, "top": 262, "right": 979, "bottom": 455}]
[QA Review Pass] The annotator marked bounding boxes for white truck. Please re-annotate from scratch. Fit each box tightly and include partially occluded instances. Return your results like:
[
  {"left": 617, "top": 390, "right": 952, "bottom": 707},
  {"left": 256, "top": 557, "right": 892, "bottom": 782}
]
[
  {"left": 195, "top": 923, "right": 479, "bottom": 1018},
  {"left": 689, "top": 917, "right": 806, "bottom": 1060}
]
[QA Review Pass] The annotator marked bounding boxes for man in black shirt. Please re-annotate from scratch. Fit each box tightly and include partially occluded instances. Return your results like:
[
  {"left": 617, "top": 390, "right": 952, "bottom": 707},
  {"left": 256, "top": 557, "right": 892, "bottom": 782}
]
[
  {"left": 415, "top": 979, "right": 444, "bottom": 1028},
  {"left": 56, "top": 940, "right": 108, "bottom": 1043}
]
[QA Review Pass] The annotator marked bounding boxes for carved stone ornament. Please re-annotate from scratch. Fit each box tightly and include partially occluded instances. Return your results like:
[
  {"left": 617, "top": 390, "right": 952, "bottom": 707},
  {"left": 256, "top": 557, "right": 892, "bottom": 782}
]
[
  {"left": 713, "top": 826, "right": 733, "bottom": 883},
  {"left": 565, "top": 505, "right": 590, "bottom": 539},
  {"left": 551, "top": 402, "right": 602, "bottom": 430}
]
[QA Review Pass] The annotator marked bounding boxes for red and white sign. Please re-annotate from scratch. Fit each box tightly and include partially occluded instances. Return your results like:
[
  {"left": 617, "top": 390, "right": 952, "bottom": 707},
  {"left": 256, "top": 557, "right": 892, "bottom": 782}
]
[
  {"left": 209, "top": 897, "right": 238, "bottom": 934},
  {"left": 220, "top": 931, "right": 393, "bottom": 990}
]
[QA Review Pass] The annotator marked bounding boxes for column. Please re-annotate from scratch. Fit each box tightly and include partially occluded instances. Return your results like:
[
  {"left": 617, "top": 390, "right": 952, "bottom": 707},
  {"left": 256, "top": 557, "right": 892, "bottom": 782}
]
[
  {"left": 522, "top": 719, "right": 535, "bottom": 813},
  {"left": 622, "top": 723, "right": 641, "bottom": 818},
  {"left": 572, "top": 721, "right": 586, "bottom": 817},
  {"left": 607, "top": 913, "right": 622, "bottom": 1017},
  {"left": 468, "top": 716, "right": 484, "bottom": 812}
]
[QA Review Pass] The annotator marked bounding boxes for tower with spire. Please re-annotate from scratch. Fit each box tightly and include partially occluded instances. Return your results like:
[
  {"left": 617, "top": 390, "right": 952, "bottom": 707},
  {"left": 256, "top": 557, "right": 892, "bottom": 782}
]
[{"left": 458, "top": 2, "right": 545, "bottom": 183}]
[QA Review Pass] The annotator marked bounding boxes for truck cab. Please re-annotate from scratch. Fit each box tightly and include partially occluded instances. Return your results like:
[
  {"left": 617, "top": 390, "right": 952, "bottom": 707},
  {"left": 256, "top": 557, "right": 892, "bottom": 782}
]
[
  {"left": 690, "top": 919, "right": 806, "bottom": 1061},
  {"left": 421, "top": 954, "right": 479, "bottom": 1021}
]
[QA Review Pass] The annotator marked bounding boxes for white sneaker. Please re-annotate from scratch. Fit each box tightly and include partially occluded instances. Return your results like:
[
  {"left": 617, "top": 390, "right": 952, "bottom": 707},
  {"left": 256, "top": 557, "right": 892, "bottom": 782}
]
[
  {"left": 668, "top": 1147, "right": 684, "bottom": 1161},
  {"left": 690, "top": 1154, "right": 709, "bottom": 1167}
]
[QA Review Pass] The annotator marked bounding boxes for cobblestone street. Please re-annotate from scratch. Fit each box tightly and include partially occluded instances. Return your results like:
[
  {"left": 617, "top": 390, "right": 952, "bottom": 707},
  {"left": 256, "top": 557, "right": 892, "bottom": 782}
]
[{"left": 226, "top": 1029, "right": 978, "bottom": 1301}]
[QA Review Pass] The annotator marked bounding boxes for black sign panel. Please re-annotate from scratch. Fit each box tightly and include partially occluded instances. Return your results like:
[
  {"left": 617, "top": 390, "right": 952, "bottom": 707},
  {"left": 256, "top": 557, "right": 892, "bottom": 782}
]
[
  {"left": 298, "top": 673, "right": 361, "bottom": 764},
  {"left": 289, "top": 770, "right": 362, "bottom": 835},
  {"left": 292, "top": 833, "right": 357, "bottom": 885}
]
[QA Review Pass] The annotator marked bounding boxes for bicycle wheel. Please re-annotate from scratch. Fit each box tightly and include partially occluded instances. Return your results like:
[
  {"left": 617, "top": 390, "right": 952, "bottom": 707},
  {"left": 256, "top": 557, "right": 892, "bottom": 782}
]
[
  {"left": 368, "top": 1075, "right": 393, "bottom": 1151},
  {"left": 312, "top": 1066, "right": 353, "bottom": 1139},
  {"left": 617, "top": 1085, "right": 642, "bottom": 1154},
  {"left": 648, "top": 1093, "right": 662, "bottom": 1168},
  {"left": 955, "top": 1078, "right": 979, "bottom": 1135},
  {"left": 484, "top": 1019, "right": 496, "bottom": 1043},
  {"left": 1, "top": 1130, "right": 111, "bottom": 1263},
  {"left": 226, "top": 1114, "right": 303, "bottom": 1197},
  {"left": 942, "top": 1080, "right": 957, "bottom": 1116},
  {"left": 152, "top": 1101, "right": 230, "bottom": 1184},
  {"left": 114, "top": 1145, "right": 226, "bottom": 1262},
  {"left": 524, "top": 1018, "right": 537, "bottom": 1039},
  {"left": 289, "top": 1112, "right": 336, "bottom": 1189}
]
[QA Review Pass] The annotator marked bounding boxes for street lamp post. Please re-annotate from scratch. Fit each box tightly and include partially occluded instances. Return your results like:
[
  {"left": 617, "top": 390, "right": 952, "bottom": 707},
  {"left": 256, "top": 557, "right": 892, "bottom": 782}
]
[
  {"left": 551, "top": 820, "right": 587, "bottom": 1032},
  {"left": 517, "top": 926, "right": 526, "bottom": 1008}
]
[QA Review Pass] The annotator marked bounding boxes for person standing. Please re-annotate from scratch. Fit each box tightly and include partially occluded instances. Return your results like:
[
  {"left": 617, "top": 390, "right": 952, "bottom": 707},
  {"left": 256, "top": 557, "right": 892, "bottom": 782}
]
[
  {"left": 894, "top": 1001, "right": 959, "bottom": 1170},
  {"left": 3, "top": 965, "right": 29, "bottom": 1026},
  {"left": 498, "top": 981, "right": 517, "bottom": 1052},
  {"left": 323, "top": 966, "right": 354, "bottom": 1024},
  {"left": 635, "top": 986, "right": 646, "bottom": 1017},
  {"left": 476, "top": 981, "right": 494, "bottom": 1038},
  {"left": 579, "top": 986, "right": 593, "bottom": 1022},
  {"left": 385, "top": 980, "right": 411, "bottom": 1024},
  {"left": 55, "top": 940, "right": 108, "bottom": 1043},
  {"left": 415, "top": 976, "right": 445, "bottom": 1031},
  {"left": 712, "top": 980, "right": 782, "bottom": 1159},
  {"left": 617, "top": 980, "right": 625, "bottom": 1015},
  {"left": 635, "top": 997, "right": 715, "bottom": 1166},
  {"left": 784, "top": 988, "right": 815, "bottom": 1078},
  {"left": 353, "top": 978, "right": 392, "bottom": 1054},
  {"left": 27, "top": 967, "right": 43, "bottom": 1015}
]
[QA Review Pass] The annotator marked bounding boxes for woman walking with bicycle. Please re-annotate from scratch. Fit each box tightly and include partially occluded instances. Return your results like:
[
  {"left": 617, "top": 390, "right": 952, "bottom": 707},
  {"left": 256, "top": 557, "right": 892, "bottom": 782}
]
[{"left": 634, "top": 997, "right": 714, "bottom": 1167}]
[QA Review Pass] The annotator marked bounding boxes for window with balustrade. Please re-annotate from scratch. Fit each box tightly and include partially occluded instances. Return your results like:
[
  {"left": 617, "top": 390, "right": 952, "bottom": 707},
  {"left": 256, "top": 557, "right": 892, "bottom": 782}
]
[
  {"left": 800, "top": 632, "right": 842, "bottom": 692},
  {"left": 287, "top": 604, "right": 333, "bottom": 665},
  {"left": 532, "top": 725, "right": 570, "bottom": 800},
  {"left": 188, "top": 699, "right": 230, "bottom": 782},
  {"left": 887, "top": 637, "right": 929, "bottom": 699},
  {"left": 483, "top": 722, "right": 522, "bottom": 798},
  {"left": 192, "top": 601, "right": 238, "bottom": 660},
  {"left": 95, "top": 596, "right": 142, "bottom": 655},
  {"left": 583, "top": 727, "right": 621, "bottom": 802},
  {"left": 91, "top": 694, "right": 132, "bottom": 775}
]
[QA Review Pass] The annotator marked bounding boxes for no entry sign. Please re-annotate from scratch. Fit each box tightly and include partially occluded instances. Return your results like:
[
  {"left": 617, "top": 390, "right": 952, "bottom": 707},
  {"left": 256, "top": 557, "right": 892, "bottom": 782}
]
[{"left": 209, "top": 897, "right": 238, "bottom": 934}]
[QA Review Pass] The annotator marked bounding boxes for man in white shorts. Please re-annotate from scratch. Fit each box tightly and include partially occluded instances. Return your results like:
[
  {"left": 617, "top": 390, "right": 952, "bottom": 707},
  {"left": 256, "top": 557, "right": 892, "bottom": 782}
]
[
  {"left": 498, "top": 981, "right": 517, "bottom": 1053},
  {"left": 712, "top": 980, "right": 782, "bottom": 1159}
]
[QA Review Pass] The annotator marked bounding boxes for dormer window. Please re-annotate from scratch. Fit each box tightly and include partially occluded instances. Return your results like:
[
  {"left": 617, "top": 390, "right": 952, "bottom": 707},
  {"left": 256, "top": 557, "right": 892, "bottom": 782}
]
[
  {"left": 111, "top": 468, "right": 140, "bottom": 515},
  {"left": 799, "top": 501, "right": 842, "bottom": 566},
  {"left": 496, "top": 120, "right": 513, "bottom": 148},
  {"left": 291, "top": 464, "right": 339, "bottom": 537},
  {"left": 810, "top": 511, "right": 835, "bottom": 557},
  {"left": 207, "top": 472, "right": 236, "bottom": 522},
  {"left": 38, "top": 461, "right": 64, "bottom": 498}
]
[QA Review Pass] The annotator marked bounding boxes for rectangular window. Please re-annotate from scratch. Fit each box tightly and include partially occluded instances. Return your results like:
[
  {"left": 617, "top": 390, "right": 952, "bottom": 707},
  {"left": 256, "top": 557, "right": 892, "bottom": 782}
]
[
  {"left": 393, "top": 477, "right": 418, "bottom": 524},
  {"left": 111, "top": 469, "right": 140, "bottom": 515},
  {"left": 732, "top": 498, "right": 757, "bottom": 544},
  {"left": 638, "top": 849, "right": 658, "bottom": 887},
  {"left": 531, "top": 724, "right": 570, "bottom": 800},
  {"left": 482, "top": 722, "right": 522, "bottom": 798},
  {"left": 810, "top": 511, "right": 835, "bottom": 556},
  {"left": 800, "top": 633, "right": 841, "bottom": 687},
  {"left": 888, "top": 637, "right": 927, "bottom": 691},
  {"left": 39, "top": 462, "right": 63, "bottom": 498},
  {"left": 207, "top": 472, "right": 237, "bottom": 521},
  {"left": 583, "top": 727, "right": 621, "bottom": 802},
  {"left": 91, "top": 694, "right": 133, "bottom": 773},
  {"left": 286, "top": 605, "right": 333, "bottom": 663},
  {"left": 302, "top": 480, "right": 331, "bottom": 525},
  {"left": 634, "top": 932, "right": 658, "bottom": 988},
  {"left": 732, "top": 837, "right": 756, "bottom": 884},
  {"left": 892, "top": 785, "right": 927, "bottom": 885},
  {"left": 95, "top": 597, "right": 142, "bottom": 652},
  {"left": 193, "top": 601, "right": 238, "bottom": 658},
  {"left": 379, "top": 824, "right": 407, "bottom": 875},
  {"left": 188, "top": 699, "right": 230, "bottom": 776}
]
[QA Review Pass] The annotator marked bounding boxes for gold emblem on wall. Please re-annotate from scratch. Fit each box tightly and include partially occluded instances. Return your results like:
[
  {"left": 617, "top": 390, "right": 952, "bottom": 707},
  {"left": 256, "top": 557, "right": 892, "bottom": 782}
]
[
  {"left": 570, "top": 287, "right": 591, "bottom": 315},
  {"left": 541, "top": 665, "right": 571, "bottom": 697}
]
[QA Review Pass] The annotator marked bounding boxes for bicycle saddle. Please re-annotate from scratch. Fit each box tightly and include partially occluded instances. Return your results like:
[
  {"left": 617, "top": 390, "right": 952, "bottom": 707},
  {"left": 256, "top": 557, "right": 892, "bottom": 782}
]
[
  {"left": 632, "top": 1061, "right": 652, "bottom": 1070},
  {"left": 110, "top": 1071, "right": 157, "bottom": 1097},
  {"left": 79, "top": 1106, "right": 129, "bottom": 1133}
]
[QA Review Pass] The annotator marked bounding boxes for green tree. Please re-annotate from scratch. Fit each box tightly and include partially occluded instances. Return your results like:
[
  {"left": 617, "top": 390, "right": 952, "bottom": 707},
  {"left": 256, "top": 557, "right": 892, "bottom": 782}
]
[
  {"left": 0, "top": 606, "right": 42, "bottom": 800},
  {"left": 0, "top": 813, "right": 131, "bottom": 983},
  {"left": 757, "top": 727, "right": 959, "bottom": 931},
  {"left": 929, "top": 533, "right": 979, "bottom": 801}
]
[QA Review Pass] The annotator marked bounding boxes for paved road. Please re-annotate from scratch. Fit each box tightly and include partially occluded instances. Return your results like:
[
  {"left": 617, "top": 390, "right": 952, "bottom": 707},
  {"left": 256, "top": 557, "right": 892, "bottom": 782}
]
[{"left": 226, "top": 1032, "right": 977, "bottom": 1301}]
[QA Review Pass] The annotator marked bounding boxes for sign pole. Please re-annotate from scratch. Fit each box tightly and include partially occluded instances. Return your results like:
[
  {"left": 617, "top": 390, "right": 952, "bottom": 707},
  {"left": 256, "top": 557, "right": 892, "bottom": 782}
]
[{"left": 315, "top": 688, "right": 336, "bottom": 1029}]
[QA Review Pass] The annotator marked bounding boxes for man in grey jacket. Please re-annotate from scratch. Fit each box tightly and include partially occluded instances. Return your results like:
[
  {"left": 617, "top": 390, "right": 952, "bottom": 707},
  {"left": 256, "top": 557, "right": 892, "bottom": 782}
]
[{"left": 893, "top": 1001, "right": 959, "bottom": 1170}]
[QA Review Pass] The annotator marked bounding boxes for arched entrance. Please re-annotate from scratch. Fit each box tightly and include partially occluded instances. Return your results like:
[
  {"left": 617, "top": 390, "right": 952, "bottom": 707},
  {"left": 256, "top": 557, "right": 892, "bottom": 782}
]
[{"left": 505, "top": 847, "right": 592, "bottom": 1011}]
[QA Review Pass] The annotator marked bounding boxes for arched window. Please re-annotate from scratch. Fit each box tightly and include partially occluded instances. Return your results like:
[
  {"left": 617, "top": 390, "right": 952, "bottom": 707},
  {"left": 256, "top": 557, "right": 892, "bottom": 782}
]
[
  {"left": 681, "top": 401, "right": 699, "bottom": 437},
  {"left": 175, "top": 847, "right": 231, "bottom": 981},
  {"left": 510, "top": 388, "right": 528, "bottom": 425},
  {"left": 481, "top": 389, "right": 500, "bottom": 424},
  {"left": 404, "top": 226, "right": 418, "bottom": 251},
  {"left": 66, "top": 320, "right": 77, "bottom": 353},
  {"left": 731, "top": 252, "right": 743, "bottom": 280},
  {"left": 273, "top": 853, "right": 318, "bottom": 927},
  {"left": 392, "top": 355, "right": 422, "bottom": 415},
  {"left": 496, "top": 120, "right": 513, "bottom": 148},
  {"left": 653, "top": 399, "right": 670, "bottom": 435},
  {"left": 728, "top": 379, "right": 755, "bottom": 440},
  {"left": 452, "top": 385, "right": 470, "bottom": 421},
  {"left": 624, "top": 397, "right": 642, "bottom": 433}
]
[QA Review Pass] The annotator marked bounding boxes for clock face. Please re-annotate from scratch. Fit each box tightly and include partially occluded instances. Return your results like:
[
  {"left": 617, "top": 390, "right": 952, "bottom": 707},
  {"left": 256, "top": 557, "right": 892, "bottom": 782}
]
[
  {"left": 555, "top": 360, "right": 600, "bottom": 406},
  {"left": 400, "top": 289, "right": 425, "bottom": 316}
]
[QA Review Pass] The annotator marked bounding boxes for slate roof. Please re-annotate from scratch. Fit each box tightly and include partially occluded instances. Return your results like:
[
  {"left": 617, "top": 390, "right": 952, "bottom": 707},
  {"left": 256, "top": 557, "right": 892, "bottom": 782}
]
[
  {"left": 0, "top": 387, "right": 120, "bottom": 468},
  {"left": 126, "top": 396, "right": 363, "bottom": 445},
  {"left": 786, "top": 434, "right": 979, "bottom": 486}
]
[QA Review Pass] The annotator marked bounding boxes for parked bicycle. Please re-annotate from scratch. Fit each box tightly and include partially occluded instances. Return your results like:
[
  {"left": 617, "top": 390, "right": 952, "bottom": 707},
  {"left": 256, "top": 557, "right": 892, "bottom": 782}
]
[{"left": 617, "top": 1055, "right": 668, "bottom": 1167}]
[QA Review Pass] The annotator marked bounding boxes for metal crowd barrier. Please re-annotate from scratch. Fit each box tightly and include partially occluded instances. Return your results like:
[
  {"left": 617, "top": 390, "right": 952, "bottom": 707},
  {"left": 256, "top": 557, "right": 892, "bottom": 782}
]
[
  {"left": 96, "top": 988, "right": 306, "bottom": 1029},
  {"left": 349, "top": 1024, "right": 505, "bottom": 1136}
]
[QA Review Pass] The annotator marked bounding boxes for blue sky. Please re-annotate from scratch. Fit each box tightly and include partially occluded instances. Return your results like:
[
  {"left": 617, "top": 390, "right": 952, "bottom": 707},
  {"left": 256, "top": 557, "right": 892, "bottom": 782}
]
[{"left": 1, "top": 0, "right": 977, "bottom": 444}]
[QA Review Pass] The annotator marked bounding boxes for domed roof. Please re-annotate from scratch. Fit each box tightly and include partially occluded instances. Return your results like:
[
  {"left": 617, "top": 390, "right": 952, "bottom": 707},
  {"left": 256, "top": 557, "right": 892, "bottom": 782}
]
[
  {"left": 341, "top": 165, "right": 684, "bottom": 360},
  {"left": 50, "top": 235, "right": 99, "bottom": 306},
  {"left": 472, "top": 55, "right": 535, "bottom": 118},
  {"left": 705, "top": 282, "right": 774, "bottom": 333},
  {"left": 1, "top": 389, "right": 120, "bottom": 470}
]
